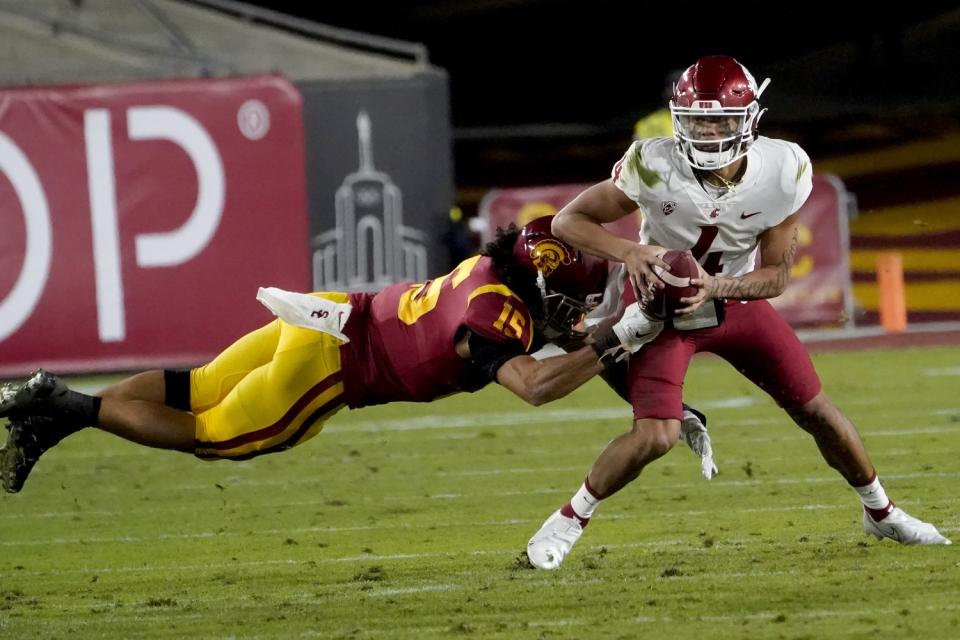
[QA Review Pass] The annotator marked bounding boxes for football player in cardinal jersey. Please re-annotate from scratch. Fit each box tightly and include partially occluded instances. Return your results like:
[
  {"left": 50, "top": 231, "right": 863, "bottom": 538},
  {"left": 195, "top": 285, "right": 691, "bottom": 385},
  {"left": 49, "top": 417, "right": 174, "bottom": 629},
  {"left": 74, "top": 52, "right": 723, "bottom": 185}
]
[
  {"left": 0, "top": 216, "right": 675, "bottom": 494},
  {"left": 526, "top": 55, "right": 950, "bottom": 569}
]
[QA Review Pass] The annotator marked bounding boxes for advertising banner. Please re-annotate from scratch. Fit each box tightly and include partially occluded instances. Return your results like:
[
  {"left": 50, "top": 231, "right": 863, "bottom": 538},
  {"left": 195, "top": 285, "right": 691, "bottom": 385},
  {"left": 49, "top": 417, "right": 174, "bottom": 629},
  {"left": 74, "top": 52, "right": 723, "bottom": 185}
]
[{"left": 0, "top": 75, "right": 310, "bottom": 375}]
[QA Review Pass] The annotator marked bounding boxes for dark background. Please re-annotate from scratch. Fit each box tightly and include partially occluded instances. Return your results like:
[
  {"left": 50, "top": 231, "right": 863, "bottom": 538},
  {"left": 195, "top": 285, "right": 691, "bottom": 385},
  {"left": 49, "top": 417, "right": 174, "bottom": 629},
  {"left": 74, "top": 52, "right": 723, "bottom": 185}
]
[{"left": 253, "top": 2, "right": 960, "bottom": 200}]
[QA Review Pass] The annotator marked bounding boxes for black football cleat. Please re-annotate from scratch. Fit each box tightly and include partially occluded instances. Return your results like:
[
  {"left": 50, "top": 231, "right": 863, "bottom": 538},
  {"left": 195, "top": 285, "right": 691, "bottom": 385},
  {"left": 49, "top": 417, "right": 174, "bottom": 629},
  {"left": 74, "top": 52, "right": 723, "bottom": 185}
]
[
  {"left": 1, "top": 415, "right": 64, "bottom": 493},
  {"left": 0, "top": 369, "right": 70, "bottom": 420},
  {"left": 0, "top": 369, "right": 97, "bottom": 428}
]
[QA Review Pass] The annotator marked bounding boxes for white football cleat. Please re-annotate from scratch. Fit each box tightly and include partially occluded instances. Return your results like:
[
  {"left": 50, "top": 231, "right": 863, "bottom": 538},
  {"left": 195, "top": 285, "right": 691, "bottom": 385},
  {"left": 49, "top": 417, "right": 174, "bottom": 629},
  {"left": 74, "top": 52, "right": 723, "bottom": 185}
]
[
  {"left": 526, "top": 509, "right": 584, "bottom": 569},
  {"left": 863, "top": 507, "right": 952, "bottom": 545}
]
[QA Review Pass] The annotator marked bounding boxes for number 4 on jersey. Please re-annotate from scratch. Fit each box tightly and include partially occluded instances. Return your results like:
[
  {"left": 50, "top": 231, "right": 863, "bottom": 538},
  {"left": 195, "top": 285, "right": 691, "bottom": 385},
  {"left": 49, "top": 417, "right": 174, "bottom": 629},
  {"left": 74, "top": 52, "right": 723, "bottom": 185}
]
[{"left": 691, "top": 225, "right": 723, "bottom": 275}]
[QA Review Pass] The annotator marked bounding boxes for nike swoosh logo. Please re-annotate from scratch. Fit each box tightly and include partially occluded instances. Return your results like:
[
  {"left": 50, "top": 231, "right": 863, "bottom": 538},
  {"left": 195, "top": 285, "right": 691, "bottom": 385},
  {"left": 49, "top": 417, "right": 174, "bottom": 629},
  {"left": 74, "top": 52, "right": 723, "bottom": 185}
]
[{"left": 740, "top": 211, "right": 762, "bottom": 219}]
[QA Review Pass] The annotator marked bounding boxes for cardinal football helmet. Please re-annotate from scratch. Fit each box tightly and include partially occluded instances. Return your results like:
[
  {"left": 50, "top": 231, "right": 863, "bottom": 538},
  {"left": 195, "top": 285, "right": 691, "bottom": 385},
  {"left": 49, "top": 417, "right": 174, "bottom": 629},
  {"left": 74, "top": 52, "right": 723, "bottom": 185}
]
[
  {"left": 513, "top": 216, "right": 607, "bottom": 340},
  {"left": 669, "top": 55, "right": 770, "bottom": 170}
]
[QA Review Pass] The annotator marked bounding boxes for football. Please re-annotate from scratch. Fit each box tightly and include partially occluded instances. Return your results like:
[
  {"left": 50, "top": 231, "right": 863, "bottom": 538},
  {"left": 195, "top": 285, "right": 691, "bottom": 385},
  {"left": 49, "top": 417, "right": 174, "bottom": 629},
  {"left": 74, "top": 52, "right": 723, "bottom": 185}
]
[{"left": 639, "top": 249, "right": 701, "bottom": 320}]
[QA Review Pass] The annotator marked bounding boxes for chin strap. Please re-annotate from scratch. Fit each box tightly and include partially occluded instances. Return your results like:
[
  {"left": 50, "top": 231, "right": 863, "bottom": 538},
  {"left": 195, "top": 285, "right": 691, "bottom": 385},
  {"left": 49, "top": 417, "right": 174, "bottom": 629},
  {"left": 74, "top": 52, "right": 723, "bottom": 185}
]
[{"left": 535, "top": 270, "right": 549, "bottom": 316}]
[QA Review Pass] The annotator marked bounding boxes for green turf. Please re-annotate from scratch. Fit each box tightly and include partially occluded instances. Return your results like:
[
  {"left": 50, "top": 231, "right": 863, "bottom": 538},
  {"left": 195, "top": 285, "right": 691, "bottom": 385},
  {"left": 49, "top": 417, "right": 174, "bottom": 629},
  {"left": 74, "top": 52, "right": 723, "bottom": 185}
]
[{"left": 2, "top": 346, "right": 959, "bottom": 639}]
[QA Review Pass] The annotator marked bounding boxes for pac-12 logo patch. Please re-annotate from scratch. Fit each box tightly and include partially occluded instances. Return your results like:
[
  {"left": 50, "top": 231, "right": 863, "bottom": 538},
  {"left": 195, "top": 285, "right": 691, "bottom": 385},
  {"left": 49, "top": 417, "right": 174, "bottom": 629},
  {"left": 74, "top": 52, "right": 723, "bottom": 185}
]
[
  {"left": 529, "top": 239, "right": 572, "bottom": 277},
  {"left": 661, "top": 201, "right": 677, "bottom": 215}
]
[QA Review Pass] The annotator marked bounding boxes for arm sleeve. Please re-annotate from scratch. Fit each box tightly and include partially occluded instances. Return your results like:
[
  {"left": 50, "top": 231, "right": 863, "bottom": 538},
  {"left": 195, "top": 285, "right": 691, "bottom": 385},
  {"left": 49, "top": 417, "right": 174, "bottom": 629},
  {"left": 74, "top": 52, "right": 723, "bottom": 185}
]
[{"left": 468, "top": 331, "right": 527, "bottom": 381}]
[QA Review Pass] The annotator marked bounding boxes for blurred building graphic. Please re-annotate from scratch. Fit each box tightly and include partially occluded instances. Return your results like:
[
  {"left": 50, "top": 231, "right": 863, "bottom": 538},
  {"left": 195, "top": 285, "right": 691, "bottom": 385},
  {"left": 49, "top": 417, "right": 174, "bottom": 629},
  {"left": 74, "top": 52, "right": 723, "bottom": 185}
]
[{"left": 312, "top": 112, "right": 428, "bottom": 291}]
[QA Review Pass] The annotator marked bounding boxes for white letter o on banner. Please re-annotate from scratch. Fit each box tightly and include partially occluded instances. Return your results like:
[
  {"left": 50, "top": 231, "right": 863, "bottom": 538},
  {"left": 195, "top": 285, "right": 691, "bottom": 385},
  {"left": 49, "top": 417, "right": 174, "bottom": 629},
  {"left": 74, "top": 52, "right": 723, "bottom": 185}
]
[{"left": 0, "top": 132, "right": 52, "bottom": 342}]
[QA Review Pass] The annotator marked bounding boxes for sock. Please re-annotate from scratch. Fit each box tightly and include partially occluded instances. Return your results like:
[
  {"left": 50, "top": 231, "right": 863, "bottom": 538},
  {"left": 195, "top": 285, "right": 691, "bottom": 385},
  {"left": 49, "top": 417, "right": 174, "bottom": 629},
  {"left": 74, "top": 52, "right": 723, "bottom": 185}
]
[
  {"left": 854, "top": 474, "right": 895, "bottom": 521},
  {"left": 560, "top": 478, "right": 602, "bottom": 526},
  {"left": 90, "top": 396, "right": 102, "bottom": 427},
  {"left": 64, "top": 390, "right": 100, "bottom": 429}
]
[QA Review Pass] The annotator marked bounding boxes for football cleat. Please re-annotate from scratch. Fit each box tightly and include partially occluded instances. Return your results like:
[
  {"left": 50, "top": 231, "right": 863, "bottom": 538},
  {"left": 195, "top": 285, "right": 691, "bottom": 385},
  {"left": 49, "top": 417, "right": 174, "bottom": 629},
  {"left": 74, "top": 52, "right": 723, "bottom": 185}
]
[
  {"left": 526, "top": 509, "right": 585, "bottom": 570},
  {"left": 0, "top": 369, "right": 95, "bottom": 430},
  {"left": 0, "top": 369, "right": 70, "bottom": 420},
  {"left": 1, "top": 415, "right": 62, "bottom": 493},
  {"left": 863, "top": 507, "right": 952, "bottom": 545}
]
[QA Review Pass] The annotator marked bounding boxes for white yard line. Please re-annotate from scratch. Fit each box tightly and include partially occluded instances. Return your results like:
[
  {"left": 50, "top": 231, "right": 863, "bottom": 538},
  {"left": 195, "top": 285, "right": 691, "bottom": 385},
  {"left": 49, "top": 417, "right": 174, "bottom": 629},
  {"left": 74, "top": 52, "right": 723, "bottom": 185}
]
[
  {"left": 25, "top": 403, "right": 958, "bottom": 465},
  {"left": 6, "top": 543, "right": 944, "bottom": 582},
  {"left": 369, "top": 584, "right": 456, "bottom": 596},
  {"left": 26, "top": 415, "right": 960, "bottom": 465},
  {"left": 7, "top": 464, "right": 955, "bottom": 496},
  {"left": 923, "top": 367, "right": 960, "bottom": 377},
  {"left": 525, "top": 602, "right": 960, "bottom": 629},
  {"left": 4, "top": 493, "right": 958, "bottom": 548},
  {"left": 3, "top": 470, "right": 957, "bottom": 521},
  {"left": 328, "top": 401, "right": 955, "bottom": 434},
  {"left": 12, "top": 563, "right": 953, "bottom": 632}
]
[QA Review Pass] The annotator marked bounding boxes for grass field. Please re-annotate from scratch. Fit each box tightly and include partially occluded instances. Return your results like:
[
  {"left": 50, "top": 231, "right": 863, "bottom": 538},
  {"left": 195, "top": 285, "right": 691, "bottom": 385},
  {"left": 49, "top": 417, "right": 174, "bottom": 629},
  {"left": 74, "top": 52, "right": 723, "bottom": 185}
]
[{"left": 2, "top": 346, "right": 959, "bottom": 639}]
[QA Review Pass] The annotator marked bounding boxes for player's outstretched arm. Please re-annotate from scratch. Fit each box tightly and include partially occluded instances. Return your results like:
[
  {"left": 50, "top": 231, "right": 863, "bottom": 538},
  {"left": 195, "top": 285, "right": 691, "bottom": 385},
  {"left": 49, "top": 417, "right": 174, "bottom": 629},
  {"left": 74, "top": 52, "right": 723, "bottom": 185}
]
[
  {"left": 552, "top": 180, "right": 668, "bottom": 295},
  {"left": 492, "top": 304, "right": 663, "bottom": 406},
  {"left": 495, "top": 348, "right": 604, "bottom": 406}
]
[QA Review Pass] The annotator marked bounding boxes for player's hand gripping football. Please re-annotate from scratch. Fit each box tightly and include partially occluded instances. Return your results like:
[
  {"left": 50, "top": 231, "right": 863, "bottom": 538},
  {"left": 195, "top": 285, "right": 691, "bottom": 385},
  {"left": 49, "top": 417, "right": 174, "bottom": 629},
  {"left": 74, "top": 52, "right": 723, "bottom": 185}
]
[
  {"left": 623, "top": 244, "right": 670, "bottom": 303},
  {"left": 590, "top": 302, "right": 663, "bottom": 364},
  {"left": 676, "top": 261, "right": 715, "bottom": 315}
]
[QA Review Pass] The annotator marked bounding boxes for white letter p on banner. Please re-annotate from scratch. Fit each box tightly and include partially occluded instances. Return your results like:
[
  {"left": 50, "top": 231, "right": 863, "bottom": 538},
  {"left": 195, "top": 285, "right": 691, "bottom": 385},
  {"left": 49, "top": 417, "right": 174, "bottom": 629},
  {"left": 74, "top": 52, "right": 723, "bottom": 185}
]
[
  {"left": 86, "top": 106, "right": 226, "bottom": 342},
  {"left": 129, "top": 106, "right": 225, "bottom": 267}
]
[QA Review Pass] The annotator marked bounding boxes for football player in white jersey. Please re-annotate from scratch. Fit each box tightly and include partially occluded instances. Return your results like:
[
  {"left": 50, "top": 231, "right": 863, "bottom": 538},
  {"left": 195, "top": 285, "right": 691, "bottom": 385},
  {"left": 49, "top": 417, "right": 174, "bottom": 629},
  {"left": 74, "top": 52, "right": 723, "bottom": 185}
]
[{"left": 526, "top": 55, "right": 950, "bottom": 569}]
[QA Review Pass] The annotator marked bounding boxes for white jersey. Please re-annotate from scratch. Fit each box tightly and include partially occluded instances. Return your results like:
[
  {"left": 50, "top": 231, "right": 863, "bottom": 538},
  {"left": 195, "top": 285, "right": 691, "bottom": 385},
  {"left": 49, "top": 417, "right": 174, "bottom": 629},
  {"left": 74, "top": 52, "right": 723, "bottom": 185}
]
[{"left": 612, "top": 136, "right": 813, "bottom": 278}]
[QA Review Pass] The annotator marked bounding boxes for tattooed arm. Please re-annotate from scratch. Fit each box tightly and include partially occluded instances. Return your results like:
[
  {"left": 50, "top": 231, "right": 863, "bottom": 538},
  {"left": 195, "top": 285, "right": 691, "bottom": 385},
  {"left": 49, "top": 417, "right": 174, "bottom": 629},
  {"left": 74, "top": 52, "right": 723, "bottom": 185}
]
[{"left": 677, "top": 213, "right": 800, "bottom": 313}]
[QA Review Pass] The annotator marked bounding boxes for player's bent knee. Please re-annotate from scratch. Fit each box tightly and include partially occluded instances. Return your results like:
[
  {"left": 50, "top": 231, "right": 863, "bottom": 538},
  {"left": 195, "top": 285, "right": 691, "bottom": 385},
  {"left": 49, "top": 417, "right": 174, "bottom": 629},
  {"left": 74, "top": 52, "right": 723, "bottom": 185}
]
[
  {"left": 786, "top": 390, "right": 837, "bottom": 430},
  {"left": 790, "top": 389, "right": 829, "bottom": 415},
  {"left": 631, "top": 418, "right": 681, "bottom": 457}
]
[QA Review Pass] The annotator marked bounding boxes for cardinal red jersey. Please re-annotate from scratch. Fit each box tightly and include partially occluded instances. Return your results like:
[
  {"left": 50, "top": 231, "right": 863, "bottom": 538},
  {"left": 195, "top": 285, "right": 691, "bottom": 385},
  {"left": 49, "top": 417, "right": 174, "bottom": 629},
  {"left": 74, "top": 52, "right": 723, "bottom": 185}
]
[{"left": 339, "top": 255, "right": 536, "bottom": 408}]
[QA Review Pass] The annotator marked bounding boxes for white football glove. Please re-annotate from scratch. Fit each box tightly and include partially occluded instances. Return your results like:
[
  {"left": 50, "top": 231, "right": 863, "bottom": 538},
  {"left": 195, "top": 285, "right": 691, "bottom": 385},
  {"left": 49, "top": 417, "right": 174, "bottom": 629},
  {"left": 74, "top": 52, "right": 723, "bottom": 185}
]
[
  {"left": 591, "top": 302, "right": 663, "bottom": 364},
  {"left": 612, "top": 302, "right": 663, "bottom": 353},
  {"left": 680, "top": 408, "right": 718, "bottom": 480}
]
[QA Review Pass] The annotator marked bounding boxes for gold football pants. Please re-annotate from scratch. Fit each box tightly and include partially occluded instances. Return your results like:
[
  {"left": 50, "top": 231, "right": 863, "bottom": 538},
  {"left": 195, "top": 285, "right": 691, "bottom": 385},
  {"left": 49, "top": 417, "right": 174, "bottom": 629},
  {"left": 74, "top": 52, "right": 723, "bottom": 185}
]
[{"left": 190, "top": 292, "right": 348, "bottom": 460}]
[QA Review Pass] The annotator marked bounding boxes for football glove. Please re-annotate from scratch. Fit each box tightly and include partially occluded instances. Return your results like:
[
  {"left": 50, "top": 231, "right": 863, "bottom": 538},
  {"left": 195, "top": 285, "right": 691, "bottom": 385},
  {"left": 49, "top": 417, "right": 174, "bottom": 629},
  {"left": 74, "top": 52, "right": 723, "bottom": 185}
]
[{"left": 680, "top": 408, "right": 718, "bottom": 480}]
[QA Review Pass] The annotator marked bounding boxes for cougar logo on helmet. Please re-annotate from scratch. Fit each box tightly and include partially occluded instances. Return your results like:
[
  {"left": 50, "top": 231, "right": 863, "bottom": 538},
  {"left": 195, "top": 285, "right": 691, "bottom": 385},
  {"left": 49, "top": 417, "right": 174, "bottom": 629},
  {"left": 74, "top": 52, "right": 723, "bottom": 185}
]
[{"left": 529, "top": 240, "right": 572, "bottom": 277}]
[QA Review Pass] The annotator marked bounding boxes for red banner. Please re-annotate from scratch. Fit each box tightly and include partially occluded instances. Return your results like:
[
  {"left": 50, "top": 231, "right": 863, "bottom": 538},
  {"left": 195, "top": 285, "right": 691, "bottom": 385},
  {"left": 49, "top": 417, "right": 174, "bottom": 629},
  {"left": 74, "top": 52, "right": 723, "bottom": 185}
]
[
  {"left": 479, "top": 175, "right": 853, "bottom": 327},
  {"left": 0, "top": 75, "right": 310, "bottom": 376},
  {"left": 767, "top": 175, "right": 854, "bottom": 327}
]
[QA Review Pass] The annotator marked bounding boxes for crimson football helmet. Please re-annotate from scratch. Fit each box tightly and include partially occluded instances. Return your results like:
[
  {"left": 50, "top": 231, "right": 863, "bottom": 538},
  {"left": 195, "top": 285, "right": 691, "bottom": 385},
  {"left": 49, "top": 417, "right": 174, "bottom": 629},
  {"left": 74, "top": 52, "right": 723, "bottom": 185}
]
[
  {"left": 669, "top": 55, "right": 770, "bottom": 170},
  {"left": 513, "top": 216, "right": 608, "bottom": 339}
]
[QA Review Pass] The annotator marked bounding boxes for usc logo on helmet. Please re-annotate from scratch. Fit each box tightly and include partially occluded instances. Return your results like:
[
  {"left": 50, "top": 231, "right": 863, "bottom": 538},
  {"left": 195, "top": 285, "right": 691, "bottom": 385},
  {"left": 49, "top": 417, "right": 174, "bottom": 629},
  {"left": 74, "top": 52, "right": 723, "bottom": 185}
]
[{"left": 529, "top": 239, "right": 572, "bottom": 277}]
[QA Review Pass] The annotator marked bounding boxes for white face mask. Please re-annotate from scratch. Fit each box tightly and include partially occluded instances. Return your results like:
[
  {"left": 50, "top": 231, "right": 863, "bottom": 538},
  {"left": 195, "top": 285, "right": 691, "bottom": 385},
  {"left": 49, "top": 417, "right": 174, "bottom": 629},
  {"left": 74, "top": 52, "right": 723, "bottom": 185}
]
[{"left": 670, "top": 102, "right": 762, "bottom": 170}]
